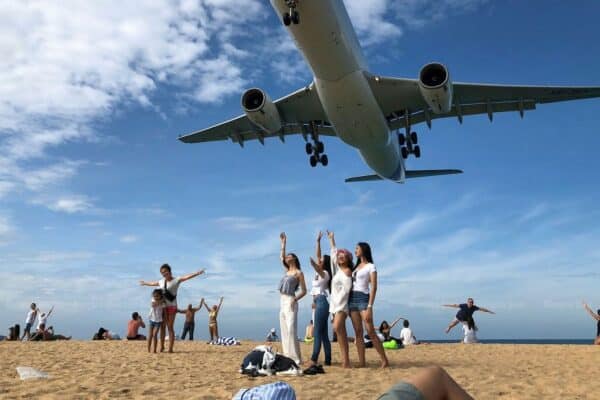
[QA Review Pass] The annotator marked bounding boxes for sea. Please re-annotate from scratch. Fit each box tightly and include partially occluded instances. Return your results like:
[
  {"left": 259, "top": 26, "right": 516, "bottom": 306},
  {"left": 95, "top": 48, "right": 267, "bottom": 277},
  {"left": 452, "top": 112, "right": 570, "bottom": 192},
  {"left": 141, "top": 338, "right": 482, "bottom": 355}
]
[{"left": 425, "top": 339, "right": 592, "bottom": 345}]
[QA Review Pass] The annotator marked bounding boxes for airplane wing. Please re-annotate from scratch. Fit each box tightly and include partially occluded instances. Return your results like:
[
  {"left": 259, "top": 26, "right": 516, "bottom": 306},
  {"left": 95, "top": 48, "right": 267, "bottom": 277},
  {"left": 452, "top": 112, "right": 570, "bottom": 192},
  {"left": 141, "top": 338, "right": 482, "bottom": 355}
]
[
  {"left": 367, "top": 73, "right": 600, "bottom": 130},
  {"left": 178, "top": 84, "right": 335, "bottom": 146}
]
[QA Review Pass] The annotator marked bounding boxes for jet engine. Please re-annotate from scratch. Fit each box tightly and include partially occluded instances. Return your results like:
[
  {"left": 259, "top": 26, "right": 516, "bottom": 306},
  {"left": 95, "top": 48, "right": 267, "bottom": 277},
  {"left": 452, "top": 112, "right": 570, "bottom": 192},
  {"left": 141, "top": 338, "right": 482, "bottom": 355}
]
[
  {"left": 418, "top": 63, "right": 453, "bottom": 114},
  {"left": 241, "top": 88, "right": 283, "bottom": 133}
]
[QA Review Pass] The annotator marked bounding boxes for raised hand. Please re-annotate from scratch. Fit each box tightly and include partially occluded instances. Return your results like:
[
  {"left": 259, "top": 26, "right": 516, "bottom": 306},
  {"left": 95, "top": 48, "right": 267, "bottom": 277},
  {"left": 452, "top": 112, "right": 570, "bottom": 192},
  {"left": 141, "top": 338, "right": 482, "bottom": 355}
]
[
  {"left": 327, "top": 230, "right": 334, "bottom": 240},
  {"left": 316, "top": 231, "right": 323, "bottom": 241},
  {"left": 280, "top": 232, "right": 287, "bottom": 242}
]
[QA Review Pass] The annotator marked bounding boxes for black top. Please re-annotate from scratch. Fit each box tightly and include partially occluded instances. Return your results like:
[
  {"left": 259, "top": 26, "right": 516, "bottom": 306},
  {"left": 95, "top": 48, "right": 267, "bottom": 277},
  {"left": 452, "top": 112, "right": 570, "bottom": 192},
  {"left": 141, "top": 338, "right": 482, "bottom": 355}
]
[
  {"left": 456, "top": 303, "right": 479, "bottom": 321},
  {"left": 596, "top": 320, "right": 600, "bottom": 337}
]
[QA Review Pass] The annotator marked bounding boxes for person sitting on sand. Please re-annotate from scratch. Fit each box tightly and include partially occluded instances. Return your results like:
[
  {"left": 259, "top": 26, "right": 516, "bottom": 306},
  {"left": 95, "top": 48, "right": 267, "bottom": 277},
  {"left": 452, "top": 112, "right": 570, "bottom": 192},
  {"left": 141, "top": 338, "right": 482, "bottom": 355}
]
[
  {"left": 5, "top": 325, "right": 20, "bottom": 341},
  {"left": 582, "top": 301, "right": 600, "bottom": 345},
  {"left": 378, "top": 365, "right": 474, "bottom": 400},
  {"left": 140, "top": 263, "right": 205, "bottom": 353},
  {"left": 102, "top": 330, "right": 121, "bottom": 340},
  {"left": 148, "top": 289, "right": 166, "bottom": 353},
  {"left": 22, "top": 303, "right": 39, "bottom": 340},
  {"left": 36, "top": 306, "right": 53, "bottom": 332},
  {"left": 401, "top": 319, "right": 423, "bottom": 345},
  {"left": 379, "top": 317, "right": 403, "bottom": 343},
  {"left": 462, "top": 316, "right": 478, "bottom": 344},
  {"left": 177, "top": 300, "right": 203, "bottom": 341},
  {"left": 31, "top": 324, "right": 71, "bottom": 341},
  {"left": 126, "top": 312, "right": 146, "bottom": 340},
  {"left": 266, "top": 328, "right": 278, "bottom": 342},
  {"left": 443, "top": 298, "right": 494, "bottom": 334},
  {"left": 202, "top": 296, "right": 224, "bottom": 343}
]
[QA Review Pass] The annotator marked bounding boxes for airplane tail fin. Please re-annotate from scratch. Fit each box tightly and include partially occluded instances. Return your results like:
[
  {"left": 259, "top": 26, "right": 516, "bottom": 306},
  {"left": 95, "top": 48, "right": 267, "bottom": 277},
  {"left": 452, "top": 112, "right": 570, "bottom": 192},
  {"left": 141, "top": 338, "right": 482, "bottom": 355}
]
[{"left": 345, "top": 169, "right": 463, "bottom": 183}]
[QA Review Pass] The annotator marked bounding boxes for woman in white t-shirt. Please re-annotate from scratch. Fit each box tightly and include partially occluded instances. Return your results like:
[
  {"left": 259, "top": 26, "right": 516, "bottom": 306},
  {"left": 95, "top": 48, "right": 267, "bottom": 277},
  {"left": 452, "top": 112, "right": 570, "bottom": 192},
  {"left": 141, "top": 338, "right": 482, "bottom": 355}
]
[
  {"left": 349, "top": 242, "right": 389, "bottom": 368},
  {"left": 140, "top": 263, "right": 205, "bottom": 353},
  {"left": 462, "top": 316, "right": 478, "bottom": 344}
]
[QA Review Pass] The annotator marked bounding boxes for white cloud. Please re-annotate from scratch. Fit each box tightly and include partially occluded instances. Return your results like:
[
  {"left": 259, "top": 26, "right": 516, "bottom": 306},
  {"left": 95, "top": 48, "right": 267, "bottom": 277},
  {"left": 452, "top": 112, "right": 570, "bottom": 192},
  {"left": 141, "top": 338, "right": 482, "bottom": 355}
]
[
  {"left": 0, "top": 0, "right": 266, "bottom": 209},
  {"left": 120, "top": 235, "right": 139, "bottom": 244},
  {"left": 0, "top": 215, "right": 15, "bottom": 244},
  {"left": 35, "top": 195, "right": 95, "bottom": 214}
]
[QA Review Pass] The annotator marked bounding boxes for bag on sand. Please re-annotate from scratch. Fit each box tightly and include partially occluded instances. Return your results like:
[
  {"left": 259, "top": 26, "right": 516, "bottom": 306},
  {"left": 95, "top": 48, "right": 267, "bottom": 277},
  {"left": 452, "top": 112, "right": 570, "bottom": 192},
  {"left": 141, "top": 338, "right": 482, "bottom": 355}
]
[
  {"left": 383, "top": 339, "right": 398, "bottom": 349},
  {"left": 232, "top": 381, "right": 296, "bottom": 400}
]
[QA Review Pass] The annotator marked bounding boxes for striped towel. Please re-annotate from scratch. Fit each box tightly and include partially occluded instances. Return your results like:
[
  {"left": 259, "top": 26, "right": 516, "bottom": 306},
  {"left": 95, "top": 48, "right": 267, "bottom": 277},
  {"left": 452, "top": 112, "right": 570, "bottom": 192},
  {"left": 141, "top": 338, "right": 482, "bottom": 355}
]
[
  {"left": 232, "top": 381, "right": 296, "bottom": 400},
  {"left": 211, "top": 336, "right": 241, "bottom": 346}
]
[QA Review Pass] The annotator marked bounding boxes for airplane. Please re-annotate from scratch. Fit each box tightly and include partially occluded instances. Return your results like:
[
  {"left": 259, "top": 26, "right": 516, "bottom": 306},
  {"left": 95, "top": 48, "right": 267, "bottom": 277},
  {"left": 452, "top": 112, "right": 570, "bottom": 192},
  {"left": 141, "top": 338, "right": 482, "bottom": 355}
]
[{"left": 179, "top": 0, "right": 600, "bottom": 183}]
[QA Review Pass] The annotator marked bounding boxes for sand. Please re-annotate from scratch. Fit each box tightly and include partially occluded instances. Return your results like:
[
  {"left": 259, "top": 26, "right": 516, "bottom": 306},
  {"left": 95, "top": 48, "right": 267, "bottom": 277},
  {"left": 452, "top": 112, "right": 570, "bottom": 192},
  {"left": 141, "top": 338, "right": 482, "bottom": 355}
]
[{"left": 0, "top": 340, "right": 598, "bottom": 399}]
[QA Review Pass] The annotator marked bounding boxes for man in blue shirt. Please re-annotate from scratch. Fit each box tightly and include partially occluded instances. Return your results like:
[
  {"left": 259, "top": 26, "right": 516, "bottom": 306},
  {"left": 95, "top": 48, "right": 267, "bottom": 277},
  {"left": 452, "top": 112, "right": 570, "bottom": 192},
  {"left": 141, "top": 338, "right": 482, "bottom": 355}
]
[{"left": 443, "top": 298, "right": 495, "bottom": 334}]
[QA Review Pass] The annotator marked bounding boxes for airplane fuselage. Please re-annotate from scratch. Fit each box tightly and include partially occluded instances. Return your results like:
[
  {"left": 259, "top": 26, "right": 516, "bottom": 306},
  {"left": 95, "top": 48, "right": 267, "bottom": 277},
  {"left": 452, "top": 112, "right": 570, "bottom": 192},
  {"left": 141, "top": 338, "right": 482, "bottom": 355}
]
[{"left": 270, "top": 0, "right": 405, "bottom": 181}]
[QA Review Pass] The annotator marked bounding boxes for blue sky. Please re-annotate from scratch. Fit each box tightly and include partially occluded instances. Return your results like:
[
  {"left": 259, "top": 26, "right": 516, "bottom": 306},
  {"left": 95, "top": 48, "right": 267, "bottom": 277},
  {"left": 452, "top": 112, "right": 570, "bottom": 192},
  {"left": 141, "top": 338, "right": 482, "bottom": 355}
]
[{"left": 1, "top": 0, "right": 600, "bottom": 341}]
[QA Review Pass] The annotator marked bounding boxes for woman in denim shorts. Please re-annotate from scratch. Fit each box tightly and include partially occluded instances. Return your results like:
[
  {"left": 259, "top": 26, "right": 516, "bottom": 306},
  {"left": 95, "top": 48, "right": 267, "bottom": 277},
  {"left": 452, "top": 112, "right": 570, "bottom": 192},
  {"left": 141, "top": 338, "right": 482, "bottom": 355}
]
[{"left": 348, "top": 241, "right": 389, "bottom": 368}]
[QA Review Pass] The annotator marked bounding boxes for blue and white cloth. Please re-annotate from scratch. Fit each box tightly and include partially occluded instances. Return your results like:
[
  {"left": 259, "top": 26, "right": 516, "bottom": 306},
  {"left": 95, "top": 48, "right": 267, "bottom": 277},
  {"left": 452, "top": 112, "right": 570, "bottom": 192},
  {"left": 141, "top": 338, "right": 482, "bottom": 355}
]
[{"left": 232, "top": 381, "right": 296, "bottom": 400}]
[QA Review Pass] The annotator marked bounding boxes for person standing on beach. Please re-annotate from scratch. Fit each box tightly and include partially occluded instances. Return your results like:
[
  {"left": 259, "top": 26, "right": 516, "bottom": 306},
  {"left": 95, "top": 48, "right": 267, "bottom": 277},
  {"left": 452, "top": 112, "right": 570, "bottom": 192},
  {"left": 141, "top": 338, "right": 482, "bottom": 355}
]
[
  {"left": 327, "top": 231, "right": 354, "bottom": 368},
  {"left": 148, "top": 289, "right": 166, "bottom": 353},
  {"left": 140, "top": 264, "right": 205, "bottom": 353},
  {"left": 278, "top": 232, "right": 307, "bottom": 365},
  {"left": 178, "top": 301, "right": 203, "bottom": 341},
  {"left": 21, "top": 303, "right": 39, "bottom": 340},
  {"left": 126, "top": 312, "right": 146, "bottom": 340},
  {"left": 443, "top": 298, "right": 495, "bottom": 334},
  {"left": 582, "top": 301, "right": 600, "bottom": 345},
  {"left": 349, "top": 241, "right": 389, "bottom": 368},
  {"left": 202, "top": 296, "right": 224, "bottom": 343},
  {"left": 305, "top": 231, "right": 332, "bottom": 372}
]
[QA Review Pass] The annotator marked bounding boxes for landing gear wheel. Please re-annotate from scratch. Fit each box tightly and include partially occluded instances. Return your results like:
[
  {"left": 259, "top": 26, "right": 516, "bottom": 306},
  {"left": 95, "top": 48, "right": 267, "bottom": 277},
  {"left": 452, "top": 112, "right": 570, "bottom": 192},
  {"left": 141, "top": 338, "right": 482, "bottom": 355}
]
[
  {"left": 316, "top": 141, "right": 324, "bottom": 154},
  {"left": 414, "top": 145, "right": 421, "bottom": 158},
  {"left": 282, "top": 12, "right": 291, "bottom": 26},
  {"left": 398, "top": 134, "right": 406, "bottom": 146},
  {"left": 291, "top": 10, "right": 300, "bottom": 24},
  {"left": 410, "top": 132, "right": 418, "bottom": 144},
  {"left": 320, "top": 154, "right": 328, "bottom": 166},
  {"left": 305, "top": 142, "right": 313, "bottom": 155},
  {"left": 401, "top": 146, "right": 409, "bottom": 159},
  {"left": 309, "top": 155, "right": 318, "bottom": 167}
]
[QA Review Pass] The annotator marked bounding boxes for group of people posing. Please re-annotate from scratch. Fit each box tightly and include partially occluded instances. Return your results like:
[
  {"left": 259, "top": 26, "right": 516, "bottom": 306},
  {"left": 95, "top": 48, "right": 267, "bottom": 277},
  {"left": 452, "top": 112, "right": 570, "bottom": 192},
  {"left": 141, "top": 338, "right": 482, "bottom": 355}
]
[
  {"left": 278, "top": 231, "right": 390, "bottom": 370},
  {"left": 139, "top": 264, "right": 224, "bottom": 353},
  {"left": 4, "top": 304, "right": 71, "bottom": 341}
]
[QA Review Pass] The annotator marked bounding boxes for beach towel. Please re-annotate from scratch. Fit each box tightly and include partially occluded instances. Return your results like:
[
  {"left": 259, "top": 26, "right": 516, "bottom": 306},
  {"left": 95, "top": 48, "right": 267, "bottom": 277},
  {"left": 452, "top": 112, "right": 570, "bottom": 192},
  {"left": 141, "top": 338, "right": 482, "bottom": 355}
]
[
  {"left": 232, "top": 381, "right": 296, "bottom": 400},
  {"left": 211, "top": 336, "right": 241, "bottom": 346},
  {"left": 16, "top": 366, "right": 49, "bottom": 380}
]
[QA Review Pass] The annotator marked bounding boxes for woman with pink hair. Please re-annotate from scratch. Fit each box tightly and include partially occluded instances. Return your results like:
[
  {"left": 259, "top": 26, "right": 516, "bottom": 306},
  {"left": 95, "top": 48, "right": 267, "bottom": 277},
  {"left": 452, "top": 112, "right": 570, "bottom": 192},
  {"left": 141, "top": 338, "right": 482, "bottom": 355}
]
[{"left": 327, "top": 231, "right": 354, "bottom": 368}]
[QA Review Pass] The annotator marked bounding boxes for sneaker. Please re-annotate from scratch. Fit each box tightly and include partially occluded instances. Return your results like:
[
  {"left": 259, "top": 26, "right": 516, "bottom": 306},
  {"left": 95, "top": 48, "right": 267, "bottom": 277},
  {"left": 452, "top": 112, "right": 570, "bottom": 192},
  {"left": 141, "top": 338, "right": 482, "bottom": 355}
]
[
  {"left": 302, "top": 365, "right": 319, "bottom": 375},
  {"left": 315, "top": 365, "right": 325, "bottom": 374}
]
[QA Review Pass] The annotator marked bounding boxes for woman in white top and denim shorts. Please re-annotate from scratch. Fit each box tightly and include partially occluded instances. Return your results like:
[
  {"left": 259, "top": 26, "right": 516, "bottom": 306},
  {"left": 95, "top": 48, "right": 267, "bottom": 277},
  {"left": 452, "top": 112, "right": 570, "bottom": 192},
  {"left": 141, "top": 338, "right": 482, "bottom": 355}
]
[
  {"left": 349, "top": 241, "right": 389, "bottom": 368},
  {"left": 278, "top": 232, "right": 307, "bottom": 365}
]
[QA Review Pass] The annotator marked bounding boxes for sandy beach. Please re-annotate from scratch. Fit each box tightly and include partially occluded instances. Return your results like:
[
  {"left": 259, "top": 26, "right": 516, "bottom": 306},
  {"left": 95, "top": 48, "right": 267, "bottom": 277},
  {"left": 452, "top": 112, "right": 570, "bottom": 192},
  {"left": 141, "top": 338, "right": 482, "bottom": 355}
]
[{"left": 0, "top": 340, "right": 598, "bottom": 399}]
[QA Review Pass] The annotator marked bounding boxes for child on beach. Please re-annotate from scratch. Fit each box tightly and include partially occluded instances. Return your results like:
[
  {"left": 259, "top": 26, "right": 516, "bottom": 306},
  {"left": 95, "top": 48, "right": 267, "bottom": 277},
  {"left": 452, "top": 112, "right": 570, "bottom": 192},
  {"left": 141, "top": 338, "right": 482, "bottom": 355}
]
[{"left": 148, "top": 289, "right": 166, "bottom": 353}]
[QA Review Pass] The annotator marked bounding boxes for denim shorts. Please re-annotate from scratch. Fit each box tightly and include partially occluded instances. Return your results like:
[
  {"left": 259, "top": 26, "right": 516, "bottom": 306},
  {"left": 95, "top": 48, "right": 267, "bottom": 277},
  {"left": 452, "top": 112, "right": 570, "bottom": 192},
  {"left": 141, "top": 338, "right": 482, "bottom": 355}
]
[
  {"left": 149, "top": 320, "right": 162, "bottom": 328},
  {"left": 348, "top": 291, "right": 369, "bottom": 312},
  {"left": 377, "top": 382, "right": 425, "bottom": 400}
]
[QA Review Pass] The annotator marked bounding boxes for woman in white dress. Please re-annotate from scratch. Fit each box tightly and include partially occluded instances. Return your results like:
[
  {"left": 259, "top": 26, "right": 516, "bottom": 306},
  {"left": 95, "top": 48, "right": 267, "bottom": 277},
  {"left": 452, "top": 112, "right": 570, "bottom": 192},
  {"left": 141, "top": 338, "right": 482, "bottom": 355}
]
[{"left": 326, "top": 231, "right": 353, "bottom": 368}]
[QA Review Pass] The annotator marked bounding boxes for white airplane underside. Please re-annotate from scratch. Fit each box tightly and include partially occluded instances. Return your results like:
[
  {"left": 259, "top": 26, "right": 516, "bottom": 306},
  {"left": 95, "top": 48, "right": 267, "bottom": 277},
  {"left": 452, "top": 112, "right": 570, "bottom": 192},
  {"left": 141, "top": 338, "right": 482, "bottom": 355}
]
[{"left": 179, "top": 0, "right": 600, "bottom": 183}]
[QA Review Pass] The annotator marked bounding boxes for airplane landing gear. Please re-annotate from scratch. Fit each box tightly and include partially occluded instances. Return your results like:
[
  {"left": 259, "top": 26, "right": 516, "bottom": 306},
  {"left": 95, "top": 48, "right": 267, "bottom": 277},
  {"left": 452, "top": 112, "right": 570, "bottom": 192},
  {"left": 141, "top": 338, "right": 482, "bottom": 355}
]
[
  {"left": 400, "top": 111, "right": 422, "bottom": 159},
  {"left": 282, "top": 1, "right": 300, "bottom": 26},
  {"left": 305, "top": 121, "right": 328, "bottom": 167}
]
